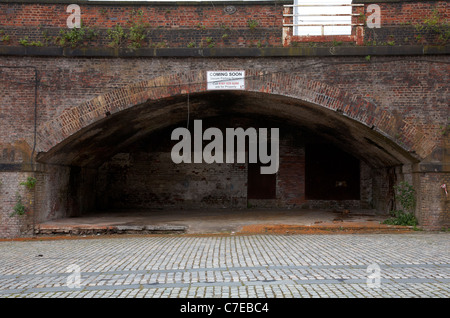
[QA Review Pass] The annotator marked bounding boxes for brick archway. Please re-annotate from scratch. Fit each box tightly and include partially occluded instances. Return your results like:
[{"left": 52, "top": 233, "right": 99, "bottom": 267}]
[{"left": 35, "top": 70, "right": 433, "bottom": 162}]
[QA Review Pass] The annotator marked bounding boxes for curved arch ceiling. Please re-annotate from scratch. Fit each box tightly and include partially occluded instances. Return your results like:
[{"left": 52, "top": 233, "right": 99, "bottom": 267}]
[{"left": 36, "top": 91, "right": 419, "bottom": 168}]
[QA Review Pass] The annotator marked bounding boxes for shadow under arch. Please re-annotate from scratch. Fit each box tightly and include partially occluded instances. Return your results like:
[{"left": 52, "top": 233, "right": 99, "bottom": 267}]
[{"left": 36, "top": 70, "right": 426, "bottom": 168}]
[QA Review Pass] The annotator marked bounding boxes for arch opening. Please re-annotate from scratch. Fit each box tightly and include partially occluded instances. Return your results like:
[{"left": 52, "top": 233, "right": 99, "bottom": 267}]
[{"left": 35, "top": 90, "right": 420, "bottom": 232}]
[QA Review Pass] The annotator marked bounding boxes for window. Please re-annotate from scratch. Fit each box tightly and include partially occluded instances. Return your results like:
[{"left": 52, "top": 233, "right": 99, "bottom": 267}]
[{"left": 293, "top": 0, "right": 352, "bottom": 36}]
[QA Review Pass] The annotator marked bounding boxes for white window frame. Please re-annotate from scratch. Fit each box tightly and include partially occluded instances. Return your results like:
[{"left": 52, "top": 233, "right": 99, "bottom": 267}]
[{"left": 291, "top": 0, "right": 355, "bottom": 36}]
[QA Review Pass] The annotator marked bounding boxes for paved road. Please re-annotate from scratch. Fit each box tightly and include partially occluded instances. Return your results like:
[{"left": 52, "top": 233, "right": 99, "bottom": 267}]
[{"left": 0, "top": 233, "right": 448, "bottom": 298}]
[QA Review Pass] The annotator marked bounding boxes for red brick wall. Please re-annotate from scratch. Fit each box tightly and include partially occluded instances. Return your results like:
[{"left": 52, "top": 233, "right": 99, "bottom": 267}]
[
  {"left": 0, "top": 172, "right": 35, "bottom": 238},
  {"left": 362, "top": 1, "right": 449, "bottom": 46},
  {"left": 0, "top": 1, "right": 448, "bottom": 48},
  {"left": 0, "top": 53, "right": 448, "bottom": 236},
  {"left": 0, "top": 1, "right": 448, "bottom": 237},
  {"left": 0, "top": 1, "right": 285, "bottom": 48}
]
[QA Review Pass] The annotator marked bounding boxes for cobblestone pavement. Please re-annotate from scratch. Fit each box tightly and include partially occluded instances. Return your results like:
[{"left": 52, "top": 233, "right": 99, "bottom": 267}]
[{"left": 0, "top": 233, "right": 448, "bottom": 298}]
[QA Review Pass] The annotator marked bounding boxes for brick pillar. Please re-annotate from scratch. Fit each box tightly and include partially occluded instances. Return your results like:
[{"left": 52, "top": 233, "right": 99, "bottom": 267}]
[
  {"left": 0, "top": 172, "right": 35, "bottom": 238},
  {"left": 414, "top": 167, "right": 450, "bottom": 230}
]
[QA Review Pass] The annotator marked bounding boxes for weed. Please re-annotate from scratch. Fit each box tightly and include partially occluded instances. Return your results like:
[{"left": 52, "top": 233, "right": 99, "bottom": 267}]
[
  {"left": 247, "top": 19, "right": 259, "bottom": 30},
  {"left": 19, "top": 37, "right": 43, "bottom": 47},
  {"left": 413, "top": 9, "right": 450, "bottom": 44},
  {"left": 205, "top": 37, "right": 215, "bottom": 48},
  {"left": 196, "top": 23, "right": 206, "bottom": 30},
  {"left": 107, "top": 24, "right": 126, "bottom": 48},
  {"left": 127, "top": 9, "right": 149, "bottom": 49},
  {"left": 20, "top": 177, "right": 37, "bottom": 190},
  {"left": 383, "top": 181, "right": 418, "bottom": 226},
  {"left": 0, "top": 30, "right": 10, "bottom": 42},
  {"left": 19, "top": 36, "right": 29, "bottom": 46},
  {"left": 11, "top": 194, "right": 26, "bottom": 217},
  {"left": 383, "top": 210, "right": 418, "bottom": 227},
  {"left": 56, "top": 23, "right": 97, "bottom": 48}
]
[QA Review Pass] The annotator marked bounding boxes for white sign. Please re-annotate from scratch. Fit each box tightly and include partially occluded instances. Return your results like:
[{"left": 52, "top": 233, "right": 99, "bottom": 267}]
[{"left": 207, "top": 71, "right": 245, "bottom": 90}]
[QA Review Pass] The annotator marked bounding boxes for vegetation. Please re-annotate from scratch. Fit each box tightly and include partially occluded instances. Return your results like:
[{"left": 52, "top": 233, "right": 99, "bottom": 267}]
[
  {"left": 19, "top": 36, "right": 44, "bottom": 47},
  {"left": 247, "top": 19, "right": 259, "bottom": 31},
  {"left": 10, "top": 176, "right": 37, "bottom": 217},
  {"left": 414, "top": 9, "right": 450, "bottom": 44},
  {"left": 0, "top": 30, "right": 10, "bottom": 42},
  {"left": 107, "top": 24, "right": 127, "bottom": 48},
  {"left": 11, "top": 194, "right": 26, "bottom": 217},
  {"left": 20, "top": 177, "right": 37, "bottom": 190},
  {"left": 383, "top": 181, "right": 418, "bottom": 227},
  {"left": 196, "top": 23, "right": 206, "bottom": 30},
  {"left": 107, "top": 10, "right": 151, "bottom": 49},
  {"left": 56, "top": 23, "right": 99, "bottom": 48},
  {"left": 205, "top": 37, "right": 215, "bottom": 48},
  {"left": 127, "top": 9, "right": 150, "bottom": 49}
]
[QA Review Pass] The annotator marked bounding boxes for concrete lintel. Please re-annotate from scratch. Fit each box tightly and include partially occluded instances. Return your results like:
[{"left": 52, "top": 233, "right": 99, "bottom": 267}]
[
  {"left": 0, "top": 163, "right": 41, "bottom": 172},
  {"left": 413, "top": 162, "right": 450, "bottom": 173},
  {"left": 353, "top": 0, "right": 438, "bottom": 3},
  {"left": 0, "top": 45, "right": 449, "bottom": 58}
]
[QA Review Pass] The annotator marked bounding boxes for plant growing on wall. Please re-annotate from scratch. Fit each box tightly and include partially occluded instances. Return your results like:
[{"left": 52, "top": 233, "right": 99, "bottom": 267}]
[
  {"left": 10, "top": 177, "right": 37, "bottom": 217},
  {"left": 107, "top": 24, "right": 127, "bottom": 48},
  {"left": 247, "top": 19, "right": 259, "bottom": 31},
  {"left": 20, "top": 177, "right": 37, "bottom": 190},
  {"left": 41, "top": 30, "right": 52, "bottom": 45},
  {"left": 413, "top": 9, "right": 450, "bottom": 45},
  {"left": 107, "top": 10, "right": 150, "bottom": 49},
  {"left": 205, "top": 37, "right": 215, "bottom": 48},
  {"left": 0, "top": 30, "right": 10, "bottom": 43},
  {"left": 56, "top": 23, "right": 98, "bottom": 48},
  {"left": 11, "top": 193, "right": 26, "bottom": 217},
  {"left": 383, "top": 181, "right": 418, "bottom": 227},
  {"left": 19, "top": 36, "right": 43, "bottom": 47},
  {"left": 127, "top": 9, "right": 150, "bottom": 49}
]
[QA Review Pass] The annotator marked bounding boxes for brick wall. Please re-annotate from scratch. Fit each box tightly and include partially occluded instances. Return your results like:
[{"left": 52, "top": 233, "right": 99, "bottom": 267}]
[
  {"left": 362, "top": 1, "right": 449, "bottom": 46},
  {"left": 0, "top": 0, "right": 448, "bottom": 237},
  {"left": 0, "top": 1, "right": 448, "bottom": 48},
  {"left": 416, "top": 172, "right": 450, "bottom": 229},
  {"left": 0, "top": 1, "right": 285, "bottom": 48},
  {"left": 0, "top": 172, "right": 34, "bottom": 238},
  {"left": 94, "top": 117, "right": 375, "bottom": 211},
  {"left": 0, "top": 52, "right": 448, "bottom": 236}
]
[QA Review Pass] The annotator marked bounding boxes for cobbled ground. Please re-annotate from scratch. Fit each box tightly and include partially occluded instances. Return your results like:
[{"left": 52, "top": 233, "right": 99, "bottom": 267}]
[{"left": 0, "top": 233, "right": 448, "bottom": 298}]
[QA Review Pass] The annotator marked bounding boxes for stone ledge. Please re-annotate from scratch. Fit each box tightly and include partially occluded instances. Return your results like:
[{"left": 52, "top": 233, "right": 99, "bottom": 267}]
[
  {"left": 353, "top": 0, "right": 438, "bottom": 3},
  {"left": 0, "top": 45, "right": 449, "bottom": 58},
  {"left": 35, "top": 224, "right": 188, "bottom": 235}
]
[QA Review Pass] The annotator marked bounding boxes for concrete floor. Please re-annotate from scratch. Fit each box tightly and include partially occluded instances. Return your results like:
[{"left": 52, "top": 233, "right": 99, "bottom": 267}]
[{"left": 35, "top": 208, "right": 399, "bottom": 235}]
